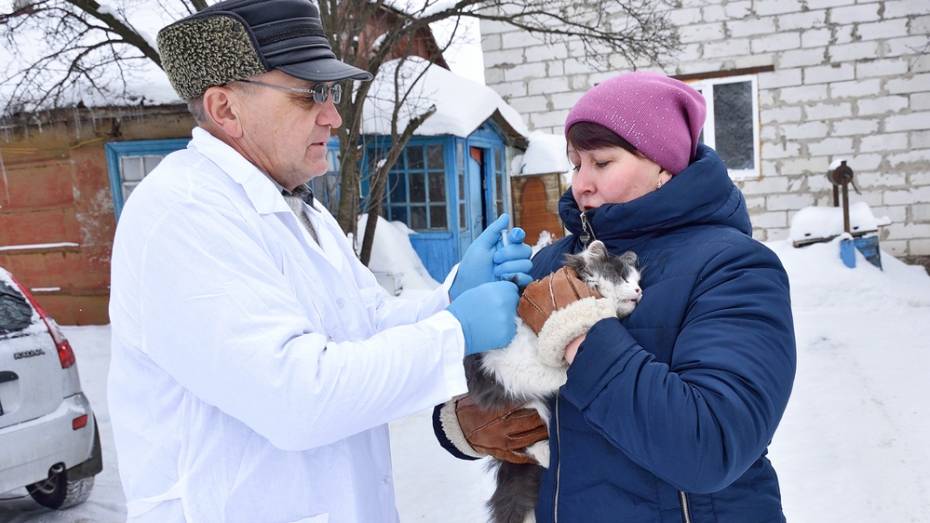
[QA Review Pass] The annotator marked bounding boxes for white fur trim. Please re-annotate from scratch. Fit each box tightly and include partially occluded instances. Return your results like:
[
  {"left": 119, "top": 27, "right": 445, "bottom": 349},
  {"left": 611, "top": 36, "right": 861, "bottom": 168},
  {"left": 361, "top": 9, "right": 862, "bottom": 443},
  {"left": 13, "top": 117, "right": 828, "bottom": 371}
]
[
  {"left": 481, "top": 320, "right": 568, "bottom": 401},
  {"left": 525, "top": 440, "right": 550, "bottom": 469},
  {"left": 438, "top": 399, "right": 484, "bottom": 459},
  {"left": 537, "top": 297, "right": 616, "bottom": 367}
]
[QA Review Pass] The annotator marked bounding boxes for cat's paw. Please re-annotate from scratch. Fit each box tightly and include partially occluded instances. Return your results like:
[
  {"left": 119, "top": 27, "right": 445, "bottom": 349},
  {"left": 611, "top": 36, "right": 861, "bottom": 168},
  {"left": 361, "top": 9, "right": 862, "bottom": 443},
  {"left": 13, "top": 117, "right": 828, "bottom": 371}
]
[{"left": 525, "top": 440, "right": 550, "bottom": 468}]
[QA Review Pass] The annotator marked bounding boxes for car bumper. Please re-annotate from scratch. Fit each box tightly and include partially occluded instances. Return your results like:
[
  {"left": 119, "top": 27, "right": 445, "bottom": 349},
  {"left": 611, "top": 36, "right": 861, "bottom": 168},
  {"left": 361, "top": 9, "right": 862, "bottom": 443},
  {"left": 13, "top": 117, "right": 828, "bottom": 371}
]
[{"left": 0, "top": 393, "right": 96, "bottom": 494}]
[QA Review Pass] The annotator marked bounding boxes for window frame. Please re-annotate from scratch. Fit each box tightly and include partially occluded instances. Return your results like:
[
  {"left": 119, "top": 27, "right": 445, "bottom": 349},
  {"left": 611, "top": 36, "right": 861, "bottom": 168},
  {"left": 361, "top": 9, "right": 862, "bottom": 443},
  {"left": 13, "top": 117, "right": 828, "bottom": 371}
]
[
  {"left": 105, "top": 139, "right": 189, "bottom": 218},
  {"left": 364, "top": 137, "right": 453, "bottom": 233},
  {"left": 688, "top": 74, "right": 761, "bottom": 180}
]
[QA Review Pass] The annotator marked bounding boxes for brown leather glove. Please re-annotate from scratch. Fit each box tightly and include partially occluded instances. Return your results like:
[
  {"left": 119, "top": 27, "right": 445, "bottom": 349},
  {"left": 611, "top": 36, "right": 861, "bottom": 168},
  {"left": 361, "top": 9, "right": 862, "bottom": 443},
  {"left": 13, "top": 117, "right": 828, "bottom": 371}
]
[
  {"left": 440, "top": 394, "right": 548, "bottom": 464},
  {"left": 518, "top": 267, "right": 601, "bottom": 334}
]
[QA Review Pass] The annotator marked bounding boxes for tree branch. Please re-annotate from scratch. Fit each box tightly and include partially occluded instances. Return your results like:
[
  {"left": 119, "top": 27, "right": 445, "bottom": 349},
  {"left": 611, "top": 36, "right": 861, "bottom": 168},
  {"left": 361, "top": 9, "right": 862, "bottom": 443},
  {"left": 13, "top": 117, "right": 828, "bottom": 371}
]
[
  {"left": 359, "top": 103, "right": 438, "bottom": 265},
  {"left": 66, "top": 0, "right": 162, "bottom": 66}
]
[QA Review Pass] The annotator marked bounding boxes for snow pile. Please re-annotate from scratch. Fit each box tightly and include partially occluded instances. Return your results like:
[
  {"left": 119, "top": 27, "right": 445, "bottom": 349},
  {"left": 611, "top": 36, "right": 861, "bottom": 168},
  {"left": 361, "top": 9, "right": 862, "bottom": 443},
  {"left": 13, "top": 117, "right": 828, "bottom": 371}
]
[
  {"left": 363, "top": 56, "right": 527, "bottom": 137},
  {"left": 770, "top": 238, "right": 930, "bottom": 310},
  {"left": 789, "top": 202, "right": 891, "bottom": 244},
  {"left": 531, "top": 230, "right": 554, "bottom": 256},
  {"left": 516, "top": 132, "right": 572, "bottom": 176},
  {"left": 356, "top": 214, "right": 439, "bottom": 291},
  {"left": 766, "top": 239, "right": 930, "bottom": 522}
]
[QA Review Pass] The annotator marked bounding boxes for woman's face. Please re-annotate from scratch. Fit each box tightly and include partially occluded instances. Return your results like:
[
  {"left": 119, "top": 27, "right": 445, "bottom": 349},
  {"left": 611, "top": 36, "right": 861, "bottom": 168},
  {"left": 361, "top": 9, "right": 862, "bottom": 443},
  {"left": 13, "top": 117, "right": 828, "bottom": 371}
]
[{"left": 569, "top": 145, "right": 669, "bottom": 210}]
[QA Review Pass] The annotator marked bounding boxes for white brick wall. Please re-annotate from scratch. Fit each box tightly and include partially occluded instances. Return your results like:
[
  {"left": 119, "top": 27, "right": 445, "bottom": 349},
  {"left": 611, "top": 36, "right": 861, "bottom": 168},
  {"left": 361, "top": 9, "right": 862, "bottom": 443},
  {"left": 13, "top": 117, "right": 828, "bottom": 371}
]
[{"left": 481, "top": 0, "right": 930, "bottom": 255}]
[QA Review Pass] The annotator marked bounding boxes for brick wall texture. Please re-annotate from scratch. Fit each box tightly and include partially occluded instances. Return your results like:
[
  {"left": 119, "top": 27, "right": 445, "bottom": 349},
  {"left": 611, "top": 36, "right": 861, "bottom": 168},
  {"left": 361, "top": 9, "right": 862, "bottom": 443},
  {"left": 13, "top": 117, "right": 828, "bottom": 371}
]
[
  {"left": 481, "top": 0, "right": 930, "bottom": 255},
  {"left": 0, "top": 107, "right": 194, "bottom": 324}
]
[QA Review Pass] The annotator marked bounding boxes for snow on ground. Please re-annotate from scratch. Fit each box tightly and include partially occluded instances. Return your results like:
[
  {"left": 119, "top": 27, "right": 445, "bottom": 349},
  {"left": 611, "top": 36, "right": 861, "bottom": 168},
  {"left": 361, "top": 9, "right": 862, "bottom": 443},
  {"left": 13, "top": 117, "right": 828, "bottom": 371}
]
[
  {"left": 0, "top": 326, "right": 126, "bottom": 523},
  {"left": 2, "top": 237, "right": 929, "bottom": 522},
  {"left": 514, "top": 132, "right": 573, "bottom": 176},
  {"left": 767, "top": 239, "right": 930, "bottom": 523}
]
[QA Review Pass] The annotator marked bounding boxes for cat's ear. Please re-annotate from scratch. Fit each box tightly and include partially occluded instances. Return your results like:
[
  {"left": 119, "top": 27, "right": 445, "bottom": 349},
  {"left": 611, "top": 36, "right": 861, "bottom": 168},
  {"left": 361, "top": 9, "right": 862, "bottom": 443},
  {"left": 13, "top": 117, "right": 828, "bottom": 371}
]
[
  {"left": 619, "top": 250, "right": 638, "bottom": 266},
  {"left": 563, "top": 252, "right": 587, "bottom": 276},
  {"left": 587, "top": 240, "right": 608, "bottom": 260}
]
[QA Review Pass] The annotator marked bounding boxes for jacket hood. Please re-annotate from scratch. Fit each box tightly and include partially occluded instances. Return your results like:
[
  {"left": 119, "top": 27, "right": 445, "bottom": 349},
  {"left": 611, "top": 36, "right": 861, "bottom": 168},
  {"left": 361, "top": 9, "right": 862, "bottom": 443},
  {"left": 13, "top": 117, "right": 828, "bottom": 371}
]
[{"left": 559, "top": 145, "right": 751, "bottom": 241}]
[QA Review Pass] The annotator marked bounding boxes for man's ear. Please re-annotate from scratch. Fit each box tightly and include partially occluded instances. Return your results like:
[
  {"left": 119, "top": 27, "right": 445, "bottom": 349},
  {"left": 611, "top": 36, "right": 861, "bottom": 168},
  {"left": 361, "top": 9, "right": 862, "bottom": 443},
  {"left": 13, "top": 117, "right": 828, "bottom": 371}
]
[{"left": 202, "top": 86, "right": 244, "bottom": 138}]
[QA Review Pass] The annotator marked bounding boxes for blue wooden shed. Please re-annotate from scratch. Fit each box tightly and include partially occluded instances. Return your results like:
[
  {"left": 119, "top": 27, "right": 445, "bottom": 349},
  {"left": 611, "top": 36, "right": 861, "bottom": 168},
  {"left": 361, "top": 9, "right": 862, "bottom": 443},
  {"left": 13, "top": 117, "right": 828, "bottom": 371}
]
[{"left": 347, "top": 57, "right": 529, "bottom": 281}]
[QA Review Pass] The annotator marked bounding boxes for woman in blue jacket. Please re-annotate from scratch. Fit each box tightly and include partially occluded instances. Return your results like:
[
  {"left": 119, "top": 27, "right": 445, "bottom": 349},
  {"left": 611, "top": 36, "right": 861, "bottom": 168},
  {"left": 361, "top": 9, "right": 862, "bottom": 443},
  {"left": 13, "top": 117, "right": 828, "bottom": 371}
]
[{"left": 435, "top": 71, "right": 796, "bottom": 522}]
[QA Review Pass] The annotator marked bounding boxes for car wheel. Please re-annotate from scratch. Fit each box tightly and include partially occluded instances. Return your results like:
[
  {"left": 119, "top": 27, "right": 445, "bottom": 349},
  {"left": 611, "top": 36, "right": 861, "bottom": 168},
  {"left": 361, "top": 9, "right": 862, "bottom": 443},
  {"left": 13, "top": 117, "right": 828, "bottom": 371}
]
[{"left": 26, "top": 463, "right": 95, "bottom": 510}]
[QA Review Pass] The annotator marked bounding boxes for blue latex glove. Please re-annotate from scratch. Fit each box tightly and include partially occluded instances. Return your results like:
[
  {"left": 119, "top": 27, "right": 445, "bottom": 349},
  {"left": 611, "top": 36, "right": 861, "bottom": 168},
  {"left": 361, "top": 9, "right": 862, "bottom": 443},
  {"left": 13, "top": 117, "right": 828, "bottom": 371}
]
[
  {"left": 447, "top": 281, "right": 519, "bottom": 355},
  {"left": 493, "top": 227, "right": 534, "bottom": 288},
  {"left": 450, "top": 214, "right": 533, "bottom": 300}
]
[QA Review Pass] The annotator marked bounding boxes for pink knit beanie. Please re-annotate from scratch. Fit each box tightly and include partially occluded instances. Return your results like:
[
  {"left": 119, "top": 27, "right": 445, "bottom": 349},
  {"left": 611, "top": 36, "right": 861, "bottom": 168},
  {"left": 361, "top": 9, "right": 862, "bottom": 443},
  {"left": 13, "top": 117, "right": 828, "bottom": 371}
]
[{"left": 564, "top": 72, "right": 707, "bottom": 175}]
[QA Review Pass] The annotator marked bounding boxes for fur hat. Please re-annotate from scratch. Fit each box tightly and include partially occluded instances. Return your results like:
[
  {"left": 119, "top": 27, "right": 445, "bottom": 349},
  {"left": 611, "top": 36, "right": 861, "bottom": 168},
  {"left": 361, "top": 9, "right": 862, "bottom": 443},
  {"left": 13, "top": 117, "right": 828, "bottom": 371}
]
[
  {"left": 564, "top": 72, "right": 707, "bottom": 175},
  {"left": 156, "top": 0, "right": 372, "bottom": 101}
]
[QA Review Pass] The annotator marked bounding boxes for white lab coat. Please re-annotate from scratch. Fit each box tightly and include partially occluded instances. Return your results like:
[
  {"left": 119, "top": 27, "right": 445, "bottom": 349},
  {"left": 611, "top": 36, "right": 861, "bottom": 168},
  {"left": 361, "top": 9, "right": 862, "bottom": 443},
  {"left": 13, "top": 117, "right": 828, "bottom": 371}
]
[{"left": 108, "top": 127, "right": 467, "bottom": 523}]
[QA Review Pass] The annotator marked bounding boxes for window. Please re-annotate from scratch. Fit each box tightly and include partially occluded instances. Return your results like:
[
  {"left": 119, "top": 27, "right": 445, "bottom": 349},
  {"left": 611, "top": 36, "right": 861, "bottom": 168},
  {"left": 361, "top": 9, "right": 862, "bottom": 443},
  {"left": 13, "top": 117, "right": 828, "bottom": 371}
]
[
  {"left": 382, "top": 143, "right": 448, "bottom": 231},
  {"left": 105, "top": 139, "right": 188, "bottom": 218},
  {"left": 0, "top": 279, "right": 33, "bottom": 335},
  {"left": 689, "top": 75, "right": 760, "bottom": 180}
]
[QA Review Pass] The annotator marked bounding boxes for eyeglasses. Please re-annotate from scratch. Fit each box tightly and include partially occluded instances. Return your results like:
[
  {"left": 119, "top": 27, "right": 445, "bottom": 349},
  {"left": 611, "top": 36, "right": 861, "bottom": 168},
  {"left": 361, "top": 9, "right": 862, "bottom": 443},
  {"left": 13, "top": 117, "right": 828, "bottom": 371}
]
[{"left": 236, "top": 79, "right": 343, "bottom": 104}]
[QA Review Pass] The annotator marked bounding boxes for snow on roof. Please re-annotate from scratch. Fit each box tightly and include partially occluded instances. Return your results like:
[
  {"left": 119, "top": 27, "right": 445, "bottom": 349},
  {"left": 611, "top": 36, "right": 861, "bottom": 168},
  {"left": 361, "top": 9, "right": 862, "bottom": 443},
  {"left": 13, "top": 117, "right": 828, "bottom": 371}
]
[
  {"left": 768, "top": 237, "right": 930, "bottom": 310},
  {"left": 362, "top": 56, "right": 527, "bottom": 138},
  {"left": 789, "top": 202, "right": 891, "bottom": 244},
  {"left": 515, "top": 131, "right": 572, "bottom": 176},
  {"left": 0, "top": 1, "right": 185, "bottom": 112},
  {"left": 381, "top": 0, "right": 457, "bottom": 18}
]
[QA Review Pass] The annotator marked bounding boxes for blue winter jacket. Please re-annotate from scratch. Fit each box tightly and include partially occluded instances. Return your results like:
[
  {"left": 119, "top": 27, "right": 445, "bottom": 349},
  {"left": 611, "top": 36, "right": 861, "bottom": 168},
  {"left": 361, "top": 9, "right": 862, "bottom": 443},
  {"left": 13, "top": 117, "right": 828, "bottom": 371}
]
[
  {"left": 435, "top": 145, "right": 796, "bottom": 522},
  {"left": 531, "top": 145, "right": 796, "bottom": 522}
]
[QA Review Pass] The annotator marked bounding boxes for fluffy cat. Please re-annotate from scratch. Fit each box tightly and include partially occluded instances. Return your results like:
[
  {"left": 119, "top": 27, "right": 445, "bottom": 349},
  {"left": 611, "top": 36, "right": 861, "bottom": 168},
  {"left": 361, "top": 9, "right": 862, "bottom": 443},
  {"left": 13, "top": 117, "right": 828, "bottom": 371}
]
[{"left": 464, "top": 240, "right": 642, "bottom": 523}]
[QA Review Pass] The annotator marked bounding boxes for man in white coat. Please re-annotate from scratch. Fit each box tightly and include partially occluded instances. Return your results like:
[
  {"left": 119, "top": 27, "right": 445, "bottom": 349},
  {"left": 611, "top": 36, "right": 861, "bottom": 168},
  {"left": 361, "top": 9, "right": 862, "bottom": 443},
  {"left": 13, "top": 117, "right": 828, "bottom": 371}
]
[{"left": 107, "top": 1, "right": 537, "bottom": 521}]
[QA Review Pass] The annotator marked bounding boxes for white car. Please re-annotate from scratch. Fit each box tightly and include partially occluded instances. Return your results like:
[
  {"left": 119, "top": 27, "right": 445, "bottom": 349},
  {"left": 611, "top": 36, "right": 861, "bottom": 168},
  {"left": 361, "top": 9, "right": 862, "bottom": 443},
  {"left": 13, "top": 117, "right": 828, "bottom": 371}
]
[{"left": 0, "top": 267, "right": 101, "bottom": 509}]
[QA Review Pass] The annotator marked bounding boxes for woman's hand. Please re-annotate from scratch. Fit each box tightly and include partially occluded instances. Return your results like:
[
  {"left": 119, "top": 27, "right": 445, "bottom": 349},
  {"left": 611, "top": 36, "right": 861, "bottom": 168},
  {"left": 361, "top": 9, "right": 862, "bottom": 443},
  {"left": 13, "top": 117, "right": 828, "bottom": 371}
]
[{"left": 565, "top": 335, "right": 586, "bottom": 364}]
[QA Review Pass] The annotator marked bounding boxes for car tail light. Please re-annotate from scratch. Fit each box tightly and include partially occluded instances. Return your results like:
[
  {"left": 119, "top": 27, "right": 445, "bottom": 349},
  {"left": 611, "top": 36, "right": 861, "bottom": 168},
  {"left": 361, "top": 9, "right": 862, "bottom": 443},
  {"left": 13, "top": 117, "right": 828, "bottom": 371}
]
[
  {"left": 72, "top": 414, "right": 88, "bottom": 430},
  {"left": 9, "top": 275, "right": 76, "bottom": 369}
]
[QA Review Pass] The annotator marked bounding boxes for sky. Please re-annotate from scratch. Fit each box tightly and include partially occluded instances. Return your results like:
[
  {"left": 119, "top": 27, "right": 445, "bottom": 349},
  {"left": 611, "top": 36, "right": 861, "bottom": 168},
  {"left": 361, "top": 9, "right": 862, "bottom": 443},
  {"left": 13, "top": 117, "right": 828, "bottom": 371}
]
[
  {"left": 430, "top": 15, "right": 486, "bottom": 84},
  {"left": 0, "top": 0, "right": 487, "bottom": 113}
]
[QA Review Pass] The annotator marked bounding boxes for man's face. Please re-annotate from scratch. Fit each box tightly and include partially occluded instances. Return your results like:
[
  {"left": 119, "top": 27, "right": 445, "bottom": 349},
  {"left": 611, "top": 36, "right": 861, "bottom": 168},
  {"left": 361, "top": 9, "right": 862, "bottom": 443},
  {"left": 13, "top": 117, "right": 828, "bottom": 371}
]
[{"left": 233, "top": 70, "right": 343, "bottom": 190}]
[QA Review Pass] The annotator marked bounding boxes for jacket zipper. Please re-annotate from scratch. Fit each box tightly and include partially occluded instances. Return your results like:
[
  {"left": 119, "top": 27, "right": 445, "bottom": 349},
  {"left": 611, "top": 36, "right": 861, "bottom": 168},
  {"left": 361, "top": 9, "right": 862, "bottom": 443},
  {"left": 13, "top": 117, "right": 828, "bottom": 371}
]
[
  {"left": 679, "top": 491, "right": 692, "bottom": 523},
  {"left": 579, "top": 211, "right": 596, "bottom": 247},
  {"left": 553, "top": 394, "right": 562, "bottom": 522}
]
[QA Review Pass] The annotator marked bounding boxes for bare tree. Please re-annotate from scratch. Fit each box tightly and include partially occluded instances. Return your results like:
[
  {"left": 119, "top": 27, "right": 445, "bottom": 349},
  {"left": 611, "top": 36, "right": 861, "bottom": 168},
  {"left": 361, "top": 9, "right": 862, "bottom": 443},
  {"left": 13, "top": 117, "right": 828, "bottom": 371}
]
[
  {"left": 320, "top": 0, "right": 679, "bottom": 248},
  {"left": 1, "top": 0, "right": 678, "bottom": 264},
  {"left": 357, "top": 54, "right": 438, "bottom": 265}
]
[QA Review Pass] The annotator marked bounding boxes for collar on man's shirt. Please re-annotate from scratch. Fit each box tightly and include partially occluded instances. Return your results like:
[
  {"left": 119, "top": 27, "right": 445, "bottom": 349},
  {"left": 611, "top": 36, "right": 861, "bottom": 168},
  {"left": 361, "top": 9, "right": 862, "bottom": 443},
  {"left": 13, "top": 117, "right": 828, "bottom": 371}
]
[{"left": 188, "top": 127, "right": 292, "bottom": 215}]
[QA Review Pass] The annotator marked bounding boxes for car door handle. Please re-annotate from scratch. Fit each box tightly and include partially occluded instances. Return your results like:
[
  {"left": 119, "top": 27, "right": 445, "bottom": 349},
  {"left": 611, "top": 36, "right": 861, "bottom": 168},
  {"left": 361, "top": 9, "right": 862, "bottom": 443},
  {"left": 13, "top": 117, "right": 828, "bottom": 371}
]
[{"left": 0, "top": 371, "right": 18, "bottom": 384}]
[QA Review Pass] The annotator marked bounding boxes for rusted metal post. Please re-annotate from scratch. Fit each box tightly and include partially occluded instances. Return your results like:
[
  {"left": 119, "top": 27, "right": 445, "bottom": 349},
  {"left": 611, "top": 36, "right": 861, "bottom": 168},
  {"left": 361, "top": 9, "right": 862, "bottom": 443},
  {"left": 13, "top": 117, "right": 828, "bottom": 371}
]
[
  {"left": 841, "top": 183, "right": 850, "bottom": 234},
  {"left": 827, "top": 160, "right": 854, "bottom": 233}
]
